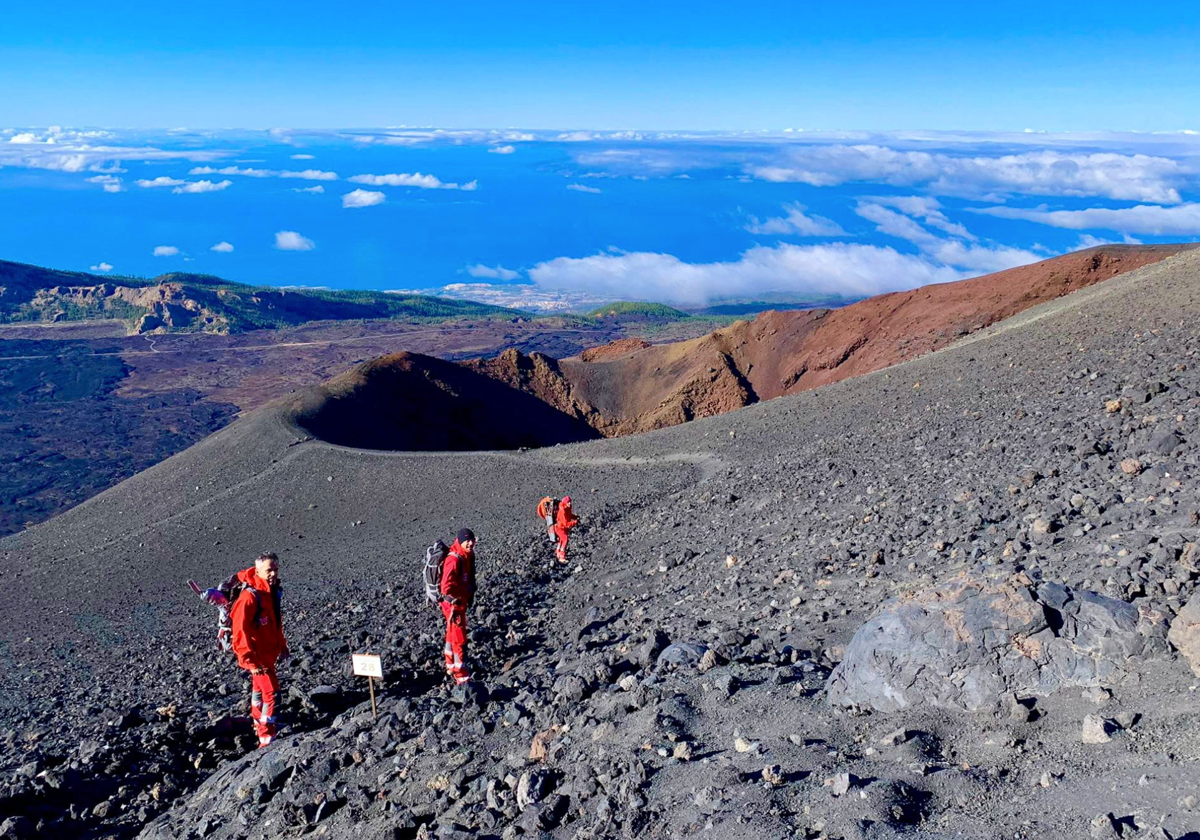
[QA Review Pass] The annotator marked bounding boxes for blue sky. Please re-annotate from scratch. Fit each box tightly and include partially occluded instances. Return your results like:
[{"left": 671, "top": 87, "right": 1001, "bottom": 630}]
[
  {"left": 2, "top": 1, "right": 1198, "bottom": 131},
  {"left": 1, "top": 3, "right": 1199, "bottom": 310}
]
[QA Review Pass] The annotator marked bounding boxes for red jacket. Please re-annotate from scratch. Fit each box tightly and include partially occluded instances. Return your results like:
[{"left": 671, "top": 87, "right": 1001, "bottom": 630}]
[
  {"left": 230, "top": 567, "right": 287, "bottom": 671},
  {"left": 555, "top": 501, "right": 579, "bottom": 531},
  {"left": 439, "top": 540, "right": 476, "bottom": 608}
]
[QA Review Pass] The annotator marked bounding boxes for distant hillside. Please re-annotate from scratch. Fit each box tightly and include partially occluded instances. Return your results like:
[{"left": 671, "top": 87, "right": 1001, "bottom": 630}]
[
  {"left": 586, "top": 301, "right": 690, "bottom": 322},
  {"left": 0, "top": 260, "right": 519, "bottom": 334}
]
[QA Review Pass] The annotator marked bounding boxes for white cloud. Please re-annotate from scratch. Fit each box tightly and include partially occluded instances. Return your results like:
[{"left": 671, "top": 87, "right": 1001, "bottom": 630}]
[
  {"left": 557, "top": 131, "right": 599, "bottom": 142},
  {"left": 488, "top": 145, "right": 516, "bottom": 155},
  {"left": 290, "top": 153, "right": 315, "bottom": 160},
  {"left": 153, "top": 245, "right": 180, "bottom": 257},
  {"left": 748, "top": 145, "right": 1186, "bottom": 203},
  {"left": 279, "top": 169, "right": 338, "bottom": 181},
  {"left": 342, "top": 188, "right": 386, "bottom": 208},
  {"left": 529, "top": 243, "right": 965, "bottom": 307},
  {"left": 567, "top": 183, "right": 601, "bottom": 194},
  {"left": 211, "top": 241, "right": 234, "bottom": 253},
  {"left": 275, "top": 230, "right": 315, "bottom": 251},
  {"left": 348, "top": 172, "right": 477, "bottom": 190},
  {"left": 0, "top": 132, "right": 226, "bottom": 174},
  {"left": 87, "top": 174, "right": 123, "bottom": 193},
  {"left": 1076, "top": 233, "right": 1142, "bottom": 248},
  {"left": 745, "top": 203, "right": 846, "bottom": 236},
  {"left": 862, "top": 195, "right": 974, "bottom": 239},
  {"left": 466, "top": 264, "right": 521, "bottom": 281},
  {"left": 90, "top": 262, "right": 113, "bottom": 272},
  {"left": 293, "top": 185, "right": 325, "bottom": 194},
  {"left": 973, "top": 202, "right": 1200, "bottom": 235},
  {"left": 172, "top": 179, "right": 232, "bottom": 194},
  {"left": 190, "top": 165, "right": 274, "bottom": 177},
  {"left": 855, "top": 200, "right": 1042, "bottom": 273},
  {"left": 136, "top": 176, "right": 186, "bottom": 188}
]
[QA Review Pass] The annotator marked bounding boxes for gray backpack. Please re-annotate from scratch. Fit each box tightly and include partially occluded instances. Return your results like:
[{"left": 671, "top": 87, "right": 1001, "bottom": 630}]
[{"left": 423, "top": 540, "right": 449, "bottom": 605}]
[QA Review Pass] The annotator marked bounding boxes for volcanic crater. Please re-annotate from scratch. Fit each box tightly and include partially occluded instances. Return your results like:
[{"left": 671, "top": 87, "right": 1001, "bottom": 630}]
[{"left": 290, "top": 244, "right": 1192, "bottom": 452}]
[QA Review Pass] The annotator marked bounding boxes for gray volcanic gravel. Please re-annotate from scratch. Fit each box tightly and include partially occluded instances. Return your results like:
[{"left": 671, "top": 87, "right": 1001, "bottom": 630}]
[{"left": 4, "top": 251, "right": 1200, "bottom": 838}]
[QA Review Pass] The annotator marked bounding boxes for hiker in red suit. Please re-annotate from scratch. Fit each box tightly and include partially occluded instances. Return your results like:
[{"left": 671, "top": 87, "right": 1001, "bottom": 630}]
[
  {"left": 230, "top": 551, "right": 288, "bottom": 747},
  {"left": 439, "top": 529, "right": 477, "bottom": 685},
  {"left": 553, "top": 496, "right": 580, "bottom": 564}
]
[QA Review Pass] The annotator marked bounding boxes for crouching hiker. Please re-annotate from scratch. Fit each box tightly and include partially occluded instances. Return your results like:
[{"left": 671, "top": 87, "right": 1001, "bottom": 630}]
[
  {"left": 439, "top": 529, "right": 477, "bottom": 685},
  {"left": 230, "top": 552, "right": 289, "bottom": 747}
]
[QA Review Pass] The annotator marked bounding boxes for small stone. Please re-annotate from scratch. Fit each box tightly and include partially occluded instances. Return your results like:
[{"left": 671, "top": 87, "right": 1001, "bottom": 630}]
[
  {"left": 878, "top": 728, "right": 910, "bottom": 747},
  {"left": 1032, "top": 518, "right": 1052, "bottom": 535},
  {"left": 1082, "top": 714, "right": 1113, "bottom": 744},
  {"left": 1082, "top": 686, "right": 1112, "bottom": 705},
  {"left": 734, "top": 735, "right": 761, "bottom": 754},
  {"left": 697, "top": 649, "right": 719, "bottom": 674},
  {"left": 1120, "top": 458, "right": 1144, "bottom": 476},
  {"left": 1105, "top": 399, "right": 1124, "bottom": 414},
  {"left": 618, "top": 675, "right": 638, "bottom": 692},
  {"left": 1089, "top": 813, "right": 1120, "bottom": 840},
  {"left": 672, "top": 742, "right": 692, "bottom": 761},
  {"left": 825, "top": 772, "right": 856, "bottom": 797},
  {"left": 762, "top": 764, "right": 785, "bottom": 787}
]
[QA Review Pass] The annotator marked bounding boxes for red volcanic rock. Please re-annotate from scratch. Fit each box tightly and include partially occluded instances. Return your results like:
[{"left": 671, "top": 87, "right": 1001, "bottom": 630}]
[{"left": 540, "top": 245, "right": 1191, "bottom": 433}]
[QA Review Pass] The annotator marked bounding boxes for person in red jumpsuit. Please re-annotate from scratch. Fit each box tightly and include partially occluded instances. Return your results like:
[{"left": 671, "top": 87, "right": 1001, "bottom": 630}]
[
  {"left": 439, "top": 529, "right": 477, "bottom": 685},
  {"left": 230, "top": 551, "right": 288, "bottom": 747},
  {"left": 553, "top": 497, "right": 580, "bottom": 564}
]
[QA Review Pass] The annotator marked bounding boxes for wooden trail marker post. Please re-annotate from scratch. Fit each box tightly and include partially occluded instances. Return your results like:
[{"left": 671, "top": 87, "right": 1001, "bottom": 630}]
[{"left": 352, "top": 653, "right": 383, "bottom": 719}]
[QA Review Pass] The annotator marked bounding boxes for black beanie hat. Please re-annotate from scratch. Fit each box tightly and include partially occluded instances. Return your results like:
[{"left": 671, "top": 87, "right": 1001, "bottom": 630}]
[{"left": 457, "top": 528, "right": 476, "bottom": 544}]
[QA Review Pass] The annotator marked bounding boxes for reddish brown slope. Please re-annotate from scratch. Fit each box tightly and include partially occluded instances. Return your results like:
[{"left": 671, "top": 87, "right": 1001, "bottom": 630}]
[{"left": 550, "top": 245, "right": 1192, "bottom": 434}]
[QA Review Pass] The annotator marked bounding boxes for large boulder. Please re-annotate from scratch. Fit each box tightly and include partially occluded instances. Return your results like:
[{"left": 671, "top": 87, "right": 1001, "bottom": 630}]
[
  {"left": 1167, "top": 595, "right": 1200, "bottom": 676},
  {"left": 826, "top": 574, "right": 1168, "bottom": 713}
]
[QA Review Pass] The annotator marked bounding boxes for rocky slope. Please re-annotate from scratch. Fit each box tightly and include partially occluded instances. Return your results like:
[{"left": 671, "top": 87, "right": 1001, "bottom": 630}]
[{"left": 3, "top": 248, "right": 1200, "bottom": 839}]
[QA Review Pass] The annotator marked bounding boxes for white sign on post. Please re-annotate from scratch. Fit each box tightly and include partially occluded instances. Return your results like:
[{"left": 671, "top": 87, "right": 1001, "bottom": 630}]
[
  {"left": 352, "top": 653, "right": 383, "bottom": 718},
  {"left": 352, "top": 654, "right": 383, "bottom": 678}
]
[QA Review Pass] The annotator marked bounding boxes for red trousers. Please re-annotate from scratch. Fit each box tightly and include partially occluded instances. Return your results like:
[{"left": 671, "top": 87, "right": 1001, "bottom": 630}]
[
  {"left": 441, "top": 603, "right": 470, "bottom": 684},
  {"left": 553, "top": 525, "right": 571, "bottom": 562},
  {"left": 248, "top": 667, "right": 279, "bottom": 746}
]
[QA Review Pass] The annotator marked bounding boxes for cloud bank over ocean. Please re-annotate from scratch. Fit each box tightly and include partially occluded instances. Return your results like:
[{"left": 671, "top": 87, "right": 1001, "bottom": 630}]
[{"left": 2, "top": 126, "right": 1198, "bottom": 309}]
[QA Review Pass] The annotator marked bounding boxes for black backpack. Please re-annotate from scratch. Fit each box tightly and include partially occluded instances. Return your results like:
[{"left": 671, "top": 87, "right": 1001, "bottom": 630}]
[{"left": 423, "top": 540, "right": 450, "bottom": 605}]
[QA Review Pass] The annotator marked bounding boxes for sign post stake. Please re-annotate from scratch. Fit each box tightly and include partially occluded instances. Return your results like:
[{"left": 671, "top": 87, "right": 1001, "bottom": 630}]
[{"left": 352, "top": 653, "right": 383, "bottom": 720}]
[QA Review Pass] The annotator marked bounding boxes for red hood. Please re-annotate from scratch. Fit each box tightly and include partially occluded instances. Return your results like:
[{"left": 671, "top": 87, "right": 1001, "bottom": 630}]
[
  {"left": 237, "top": 566, "right": 275, "bottom": 592},
  {"left": 448, "top": 539, "right": 474, "bottom": 559}
]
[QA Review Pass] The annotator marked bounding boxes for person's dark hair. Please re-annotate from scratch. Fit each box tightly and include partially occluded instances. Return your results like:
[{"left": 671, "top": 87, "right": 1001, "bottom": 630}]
[
  {"left": 257, "top": 551, "right": 279, "bottom": 563},
  {"left": 457, "top": 528, "right": 476, "bottom": 544}
]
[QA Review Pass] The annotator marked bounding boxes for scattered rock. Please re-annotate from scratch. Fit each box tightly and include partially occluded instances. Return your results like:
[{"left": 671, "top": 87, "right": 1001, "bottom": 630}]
[
  {"left": 1167, "top": 594, "right": 1200, "bottom": 676},
  {"left": 827, "top": 575, "right": 1167, "bottom": 712},
  {"left": 1082, "top": 714, "right": 1114, "bottom": 744}
]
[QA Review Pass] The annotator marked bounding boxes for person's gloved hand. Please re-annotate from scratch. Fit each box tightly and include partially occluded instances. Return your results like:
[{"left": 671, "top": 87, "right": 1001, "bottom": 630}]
[{"left": 204, "top": 587, "right": 229, "bottom": 607}]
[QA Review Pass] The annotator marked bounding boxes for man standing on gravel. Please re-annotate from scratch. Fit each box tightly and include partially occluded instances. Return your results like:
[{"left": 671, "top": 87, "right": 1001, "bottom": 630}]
[
  {"left": 230, "top": 551, "right": 288, "bottom": 747},
  {"left": 439, "top": 529, "right": 477, "bottom": 685},
  {"left": 552, "top": 496, "right": 580, "bottom": 564}
]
